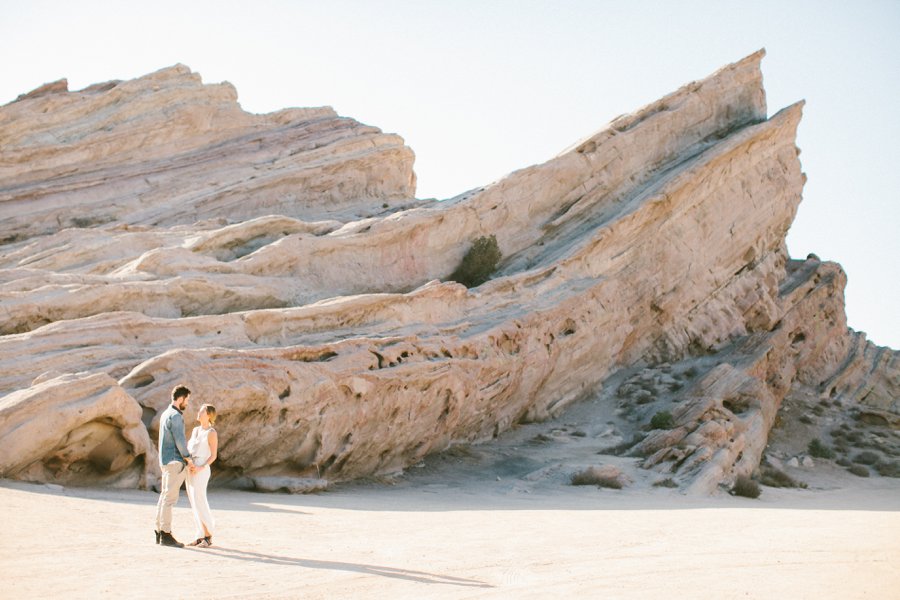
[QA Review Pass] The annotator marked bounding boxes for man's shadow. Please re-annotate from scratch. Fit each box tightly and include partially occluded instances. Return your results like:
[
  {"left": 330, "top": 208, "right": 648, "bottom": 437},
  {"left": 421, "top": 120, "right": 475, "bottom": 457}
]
[{"left": 195, "top": 546, "right": 494, "bottom": 589}]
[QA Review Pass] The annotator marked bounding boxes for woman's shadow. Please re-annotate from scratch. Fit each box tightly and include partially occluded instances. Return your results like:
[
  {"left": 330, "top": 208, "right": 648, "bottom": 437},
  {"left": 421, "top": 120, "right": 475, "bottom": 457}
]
[{"left": 196, "top": 545, "right": 494, "bottom": 589}]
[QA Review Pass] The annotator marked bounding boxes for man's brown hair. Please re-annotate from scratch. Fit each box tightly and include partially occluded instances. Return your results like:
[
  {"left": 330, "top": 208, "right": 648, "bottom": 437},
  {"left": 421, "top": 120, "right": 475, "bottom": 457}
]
[{"left": 172, "top": 385, "right": 191, "bottom": 402}]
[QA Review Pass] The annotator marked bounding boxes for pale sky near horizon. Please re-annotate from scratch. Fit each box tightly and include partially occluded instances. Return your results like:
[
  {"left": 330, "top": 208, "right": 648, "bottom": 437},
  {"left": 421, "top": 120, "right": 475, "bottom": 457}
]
[{"left": 2, "top": 1, "right": 898, "bottom": 348}]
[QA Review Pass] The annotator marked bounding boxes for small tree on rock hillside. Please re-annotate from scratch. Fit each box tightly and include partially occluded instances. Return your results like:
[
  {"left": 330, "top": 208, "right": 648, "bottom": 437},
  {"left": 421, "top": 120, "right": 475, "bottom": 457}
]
[{"left": 449, "top": 235, "right": 502, "bottom": 288}]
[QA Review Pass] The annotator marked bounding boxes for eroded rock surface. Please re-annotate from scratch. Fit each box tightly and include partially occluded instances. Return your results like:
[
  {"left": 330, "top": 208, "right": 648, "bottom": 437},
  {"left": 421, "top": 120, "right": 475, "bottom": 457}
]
[
  {"left": 0, "top": 372, "right": 153, "bottom": 487},
  {"left": 0, "top": 64, "right": 417, "bottom": 245},
  {"left": 0, "top": 51, "right": 895, "bottom": 494}
]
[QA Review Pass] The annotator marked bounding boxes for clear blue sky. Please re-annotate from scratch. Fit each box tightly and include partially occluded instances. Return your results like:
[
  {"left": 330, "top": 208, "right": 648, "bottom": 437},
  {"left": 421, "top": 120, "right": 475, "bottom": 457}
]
[{"left": 2, "top": 1, "right": 897, "bottom": 348}]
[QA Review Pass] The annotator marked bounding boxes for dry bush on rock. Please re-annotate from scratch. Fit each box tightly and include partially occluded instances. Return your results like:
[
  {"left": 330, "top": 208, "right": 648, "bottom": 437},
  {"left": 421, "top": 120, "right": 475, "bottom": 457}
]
[
  {"left": 731, "top": 475, "right": 761, "bottom": 498},
  {"left": 875, "top": 461, "right": 900, "bottom": 478},
  {"left": 847, "top": 464, "right": 869, "bottom": 477},
  {"left": 759, "top": 466, "right": 803, "bottom": 488},
  {"left": 653, "top": 477, "right": 678, "bottom": 488},
  {"left": 570, "top": 466, "right": 624, "bottom": 489},
  {"left": 853, "top": 451, "right": 880, "bottom": 465}
]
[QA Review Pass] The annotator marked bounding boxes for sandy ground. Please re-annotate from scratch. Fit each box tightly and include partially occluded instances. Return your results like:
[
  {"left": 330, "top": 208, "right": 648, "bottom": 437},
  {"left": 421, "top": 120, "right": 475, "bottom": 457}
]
[
  {"left": 3, "top": 378, "right": 898, "bottom": 599},
  {"left": 2, "top": 469, "right": 898, "bottom": 600}
]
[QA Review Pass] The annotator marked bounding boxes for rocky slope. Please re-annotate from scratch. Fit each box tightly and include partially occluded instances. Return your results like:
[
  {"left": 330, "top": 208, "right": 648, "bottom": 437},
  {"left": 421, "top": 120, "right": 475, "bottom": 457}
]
[{"left": 0, "top": 51, "right": 896, "bottom": 494}]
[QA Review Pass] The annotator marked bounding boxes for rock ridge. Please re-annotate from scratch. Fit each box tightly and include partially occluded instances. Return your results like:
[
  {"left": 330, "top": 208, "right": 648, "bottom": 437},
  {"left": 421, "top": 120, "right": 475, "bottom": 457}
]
[
  {"left": 0, "top": 64, "right": 417, "bottom": 243},
  {"left": 0, "top": 51, "right": 896, "bottom": 494}
]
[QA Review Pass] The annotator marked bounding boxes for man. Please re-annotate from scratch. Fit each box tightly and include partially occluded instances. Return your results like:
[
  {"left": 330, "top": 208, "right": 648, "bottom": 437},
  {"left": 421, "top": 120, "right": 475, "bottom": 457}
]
[{"left": 154, "top": 385, "right": 195, "bottom": 548}]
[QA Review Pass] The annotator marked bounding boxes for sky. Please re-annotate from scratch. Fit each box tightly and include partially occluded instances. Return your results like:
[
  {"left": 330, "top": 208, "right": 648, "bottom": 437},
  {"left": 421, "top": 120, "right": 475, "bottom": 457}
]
[{"left": 2, "top": 1, "right": 898, "bottom": 348}]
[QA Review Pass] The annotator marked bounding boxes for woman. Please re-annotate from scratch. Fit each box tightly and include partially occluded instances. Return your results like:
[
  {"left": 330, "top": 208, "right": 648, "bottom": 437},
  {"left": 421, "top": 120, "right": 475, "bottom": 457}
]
[{"left": 186, "top": 403, "right": 218, "bottom": 547}]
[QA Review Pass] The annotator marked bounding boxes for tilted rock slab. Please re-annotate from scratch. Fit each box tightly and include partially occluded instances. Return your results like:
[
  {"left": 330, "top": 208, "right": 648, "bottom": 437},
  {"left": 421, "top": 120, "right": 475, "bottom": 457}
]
[
  {"left": 0, "top": 64, "right": 417, "bottom": 244},
  {"left": 0, "top": 51, "right": 895, "bottom": 493}
]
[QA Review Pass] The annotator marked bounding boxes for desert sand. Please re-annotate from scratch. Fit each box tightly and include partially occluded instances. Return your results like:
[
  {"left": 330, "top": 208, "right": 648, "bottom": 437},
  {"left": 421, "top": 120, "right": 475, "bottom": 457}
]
[{"left": 2, "top": 457, "right": 898, "bottom": 600}]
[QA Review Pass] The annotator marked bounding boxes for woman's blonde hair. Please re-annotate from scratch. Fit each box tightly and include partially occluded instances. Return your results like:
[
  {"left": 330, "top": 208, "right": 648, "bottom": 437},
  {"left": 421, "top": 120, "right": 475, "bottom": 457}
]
[{"left": 201, "top": 404, "right": 217, "bottom": 426}]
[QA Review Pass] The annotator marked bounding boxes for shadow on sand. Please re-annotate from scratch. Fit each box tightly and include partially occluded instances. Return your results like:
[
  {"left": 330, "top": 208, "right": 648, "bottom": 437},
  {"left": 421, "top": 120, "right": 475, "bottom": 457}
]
[{"left": 194, "top": 545, "right": 493, "bottom": 589}]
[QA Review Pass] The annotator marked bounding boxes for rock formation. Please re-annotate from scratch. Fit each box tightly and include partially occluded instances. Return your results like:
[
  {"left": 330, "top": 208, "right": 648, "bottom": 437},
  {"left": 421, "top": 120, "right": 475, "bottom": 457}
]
[{"left": 0, "top": 51, "right": 896, "bottom": 494}]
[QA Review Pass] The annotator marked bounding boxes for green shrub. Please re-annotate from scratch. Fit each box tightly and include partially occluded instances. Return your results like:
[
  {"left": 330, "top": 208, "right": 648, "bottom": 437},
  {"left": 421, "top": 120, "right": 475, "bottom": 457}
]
[
  {"left": 732, "top": 475, "right": 761, "bottom": 498},
  {"left": 847, "top": 464, "right": 869, "bottom": 477},
  {"left": 650, "top": 411, "right": 675, "bottom": 430},
  {"left": 853, "top": 451, "right": 880, "bottom": 465},
  {"left": 808, "top": 438, "right": 835, "bottom": 459},
  {"left": 836, "top": 457, "right": 852, "bottom": 467},
  {"left": 448, "top": 235, "right": 502, "bottom": 288}
]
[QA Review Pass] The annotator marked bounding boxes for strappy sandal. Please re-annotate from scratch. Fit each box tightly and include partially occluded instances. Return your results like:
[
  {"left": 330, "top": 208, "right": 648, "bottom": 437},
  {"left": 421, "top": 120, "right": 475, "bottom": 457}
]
[
  {"left": 187, "top": 537, "right": 205, "bottom": 547},
  {"left": 197, "top": 537, "right": 212, "bottom": 548}
]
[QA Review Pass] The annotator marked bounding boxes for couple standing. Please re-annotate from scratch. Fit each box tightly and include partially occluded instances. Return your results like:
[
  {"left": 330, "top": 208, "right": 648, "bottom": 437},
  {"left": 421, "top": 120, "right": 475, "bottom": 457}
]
[{"left": 154, "top": 385, "right": 218, "bottom": 548}]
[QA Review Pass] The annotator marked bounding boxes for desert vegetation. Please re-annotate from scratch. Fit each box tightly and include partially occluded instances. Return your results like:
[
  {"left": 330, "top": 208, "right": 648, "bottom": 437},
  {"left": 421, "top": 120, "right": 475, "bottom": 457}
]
[
  {"left": 650, "top": 411, "right": 675, "bottom": 430},
  {"left": 731, "top": 475, "right": 761, "bottom": 498},
  {"left": 448, "top": 235, "right": 502, "bottom": 288},
  {"left": 570, "top": 466, "right": 625, "bottom": 489}
]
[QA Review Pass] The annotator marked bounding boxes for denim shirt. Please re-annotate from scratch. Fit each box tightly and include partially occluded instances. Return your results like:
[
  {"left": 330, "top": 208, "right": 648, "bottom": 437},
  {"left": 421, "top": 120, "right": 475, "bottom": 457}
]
[{"left": 158, "top": 404, "right": 190, "bottom": 466}]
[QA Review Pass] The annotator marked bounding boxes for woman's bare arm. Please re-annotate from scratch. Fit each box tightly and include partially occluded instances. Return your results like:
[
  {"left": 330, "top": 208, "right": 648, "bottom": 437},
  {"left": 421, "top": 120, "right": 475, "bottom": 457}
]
[{"left": 207, "top": 429, "right": 218, "bottom": 466}]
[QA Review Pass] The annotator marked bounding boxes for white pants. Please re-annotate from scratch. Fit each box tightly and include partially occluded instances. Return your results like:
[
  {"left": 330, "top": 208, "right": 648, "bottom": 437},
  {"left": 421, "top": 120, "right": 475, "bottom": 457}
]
[{"left": 186, "top": 465, "right": 215, "bottom": 539}]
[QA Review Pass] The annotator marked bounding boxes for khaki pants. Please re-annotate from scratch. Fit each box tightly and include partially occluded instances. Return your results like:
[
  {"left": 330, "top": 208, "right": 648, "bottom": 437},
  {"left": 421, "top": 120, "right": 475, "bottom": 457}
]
[{"left": 155, "top": 461, "right": 187, "bottom": 533}]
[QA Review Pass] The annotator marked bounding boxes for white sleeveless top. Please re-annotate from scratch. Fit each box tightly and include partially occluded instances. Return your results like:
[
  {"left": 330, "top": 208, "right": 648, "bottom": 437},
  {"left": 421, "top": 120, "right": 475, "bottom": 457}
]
[{"left": 188, "top": 426, "right": 215, "bottom": 468}]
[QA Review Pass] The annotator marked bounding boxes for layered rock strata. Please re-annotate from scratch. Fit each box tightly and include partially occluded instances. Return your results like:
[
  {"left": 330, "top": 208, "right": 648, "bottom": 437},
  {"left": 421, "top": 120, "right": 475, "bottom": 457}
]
[
  {"left": 0, "top": 51, "right": 895, "bottom": 493},
  {"left": 0, "top": 64, "right": 417, "bottom": 244}
]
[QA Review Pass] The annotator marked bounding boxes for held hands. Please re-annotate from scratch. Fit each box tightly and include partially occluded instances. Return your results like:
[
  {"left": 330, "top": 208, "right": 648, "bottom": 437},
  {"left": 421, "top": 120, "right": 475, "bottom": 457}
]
[{"left": 187, "top": 456, "right": 205, "bottom": 474}]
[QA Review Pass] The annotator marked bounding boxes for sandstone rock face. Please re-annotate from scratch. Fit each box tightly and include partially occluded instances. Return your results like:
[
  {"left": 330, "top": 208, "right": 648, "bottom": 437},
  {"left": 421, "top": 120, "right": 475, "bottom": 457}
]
[
  {"left": 0, "top": 372, "right": 153, "bottom": 487},
  {"left": 0, "top": 51, "right": 896, "bottom": 494},
  {"left": 0, "top": 64, "right": 417, "bottom": 245}
]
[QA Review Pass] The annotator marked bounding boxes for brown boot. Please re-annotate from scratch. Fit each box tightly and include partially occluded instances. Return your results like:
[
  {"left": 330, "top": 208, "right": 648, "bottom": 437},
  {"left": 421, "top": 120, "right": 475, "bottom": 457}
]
[{"left": 159, "top": 531, "right": 184, "bottom": 548}]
